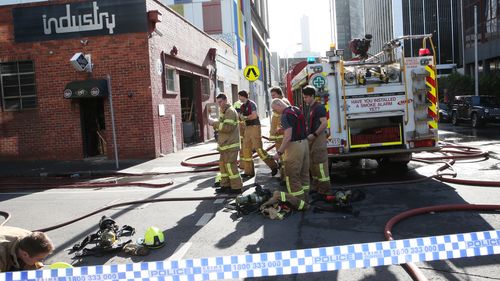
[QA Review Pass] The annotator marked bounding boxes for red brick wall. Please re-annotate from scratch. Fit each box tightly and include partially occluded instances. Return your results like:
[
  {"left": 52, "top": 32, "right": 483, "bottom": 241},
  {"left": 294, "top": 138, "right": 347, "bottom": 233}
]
[
  {"left": 0, "top": 0, "right": 219, "bottom": 160},
  {"left": 0, "top": 1, "right": 155, "bottom": 160},
  {"left": 146, "top": 0, "right": 218, "bottom": 153}
]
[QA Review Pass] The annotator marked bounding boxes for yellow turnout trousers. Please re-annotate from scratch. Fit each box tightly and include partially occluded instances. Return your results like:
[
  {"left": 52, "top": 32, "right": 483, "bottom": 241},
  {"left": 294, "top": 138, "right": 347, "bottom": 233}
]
[
  {"left": 283, "top": 140, "right": 310, "bottom": 201},
  {"left": 309, "top": 132, "right": 331, "bottom": 194},
  {"left": 241, "top": 125, "right": 278, "bottom": 176},
  {"left": 219, "top": 150, "right": 242, "bottom": 189}
]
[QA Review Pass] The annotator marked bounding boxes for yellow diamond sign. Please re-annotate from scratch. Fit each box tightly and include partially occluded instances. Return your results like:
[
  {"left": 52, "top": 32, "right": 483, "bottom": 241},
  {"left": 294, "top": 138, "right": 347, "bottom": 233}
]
[{"left": 244, "top": 65, "right": 260, "bottom": 82}]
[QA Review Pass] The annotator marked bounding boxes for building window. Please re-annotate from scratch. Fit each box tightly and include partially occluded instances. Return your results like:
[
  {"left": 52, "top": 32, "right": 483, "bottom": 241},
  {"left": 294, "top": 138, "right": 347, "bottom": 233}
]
[
  {"left": 1, "top": 61, "right": 36, "bottom": 111},
  {"left": 166, "top": 68, "right": 176, "bottom": 92},
  {"left": 217, "top": 80, "right": 224, "bottom": 92}
]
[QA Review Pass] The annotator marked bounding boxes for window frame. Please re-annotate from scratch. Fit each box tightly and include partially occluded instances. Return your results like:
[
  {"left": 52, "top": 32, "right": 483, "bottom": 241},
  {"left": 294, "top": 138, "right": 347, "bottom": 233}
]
[
  {"left": 1, "top": 60, "right": 37, "bottom": 111},
  {"left": 165, "top": 67, "right": 177, "bottom": 93}
]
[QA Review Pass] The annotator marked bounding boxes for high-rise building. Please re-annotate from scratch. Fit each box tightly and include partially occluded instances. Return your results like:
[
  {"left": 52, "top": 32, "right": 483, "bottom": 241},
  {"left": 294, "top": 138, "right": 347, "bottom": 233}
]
[
  {"left": 463, "top": 0, "right": 500, "bottom": 75},
  {"left": 332, "top": 0, "right": 365, "bottom": 59},
  {"left": 363, "top": 0, "right": 462, "bottom": 70},
  {"left": 294, "top": 15, "right": 321, "bottom": 58},
  {"left": 363, "top": 0, "right": 394, "bottom": 55}
]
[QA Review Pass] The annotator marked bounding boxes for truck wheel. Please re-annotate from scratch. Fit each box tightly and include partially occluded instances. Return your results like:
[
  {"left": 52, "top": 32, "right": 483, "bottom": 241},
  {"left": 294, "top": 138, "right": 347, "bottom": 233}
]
[
  {"left": 451, "top": 112, "right": 459, "bottom": 126},
  {"left": 471, "top": 113, "right": 482, "bottom": 128}
]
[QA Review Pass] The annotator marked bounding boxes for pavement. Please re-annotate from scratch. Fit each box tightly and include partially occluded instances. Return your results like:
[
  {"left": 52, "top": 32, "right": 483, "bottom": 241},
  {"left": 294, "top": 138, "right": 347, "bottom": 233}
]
[{"left": 0, "top": 117, "right": 273, "bottom": 178}]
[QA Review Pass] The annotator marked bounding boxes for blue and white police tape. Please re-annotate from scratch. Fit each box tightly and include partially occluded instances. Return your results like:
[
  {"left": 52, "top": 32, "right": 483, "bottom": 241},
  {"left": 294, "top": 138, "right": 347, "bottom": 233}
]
[{"left": 2, "top": 229, "right": 499, "bottom": 281}]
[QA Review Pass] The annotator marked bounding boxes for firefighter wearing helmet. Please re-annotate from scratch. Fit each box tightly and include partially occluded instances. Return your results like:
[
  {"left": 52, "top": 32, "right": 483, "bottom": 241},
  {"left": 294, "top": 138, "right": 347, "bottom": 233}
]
[{"left": 238, "top": 90, "right": 279, "bottom": 178}]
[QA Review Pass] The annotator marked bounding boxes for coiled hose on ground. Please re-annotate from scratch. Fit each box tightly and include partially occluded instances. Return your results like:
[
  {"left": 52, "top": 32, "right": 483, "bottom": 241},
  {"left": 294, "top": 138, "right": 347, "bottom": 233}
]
[{"left": 1, "top": 142, "right": 499, "bottom": 281}]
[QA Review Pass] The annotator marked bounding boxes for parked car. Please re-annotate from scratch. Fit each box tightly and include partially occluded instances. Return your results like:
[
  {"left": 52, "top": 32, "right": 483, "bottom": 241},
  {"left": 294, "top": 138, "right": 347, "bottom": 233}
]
[
  {"left": 438, "top": 103, "right": 451, "bottom": 123},
  {"left": 451, "top": 95, "right": 500, "bottom": 128}
]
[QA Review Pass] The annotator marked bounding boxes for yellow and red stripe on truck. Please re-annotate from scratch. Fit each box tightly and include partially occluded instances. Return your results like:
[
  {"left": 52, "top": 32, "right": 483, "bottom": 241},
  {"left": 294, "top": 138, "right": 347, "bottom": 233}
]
[{"left": 425, "top": 64, "right": 438, "bottom": 129}]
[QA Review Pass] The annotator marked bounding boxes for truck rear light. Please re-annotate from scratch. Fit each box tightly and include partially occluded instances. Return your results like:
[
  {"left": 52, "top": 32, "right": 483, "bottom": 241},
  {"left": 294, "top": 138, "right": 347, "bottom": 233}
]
[
  {"left": 414, "top": 139, "right": 435, "bottom": 148},
  {"left": 328, "top": 147, "right": 340, "bottom": 154}
]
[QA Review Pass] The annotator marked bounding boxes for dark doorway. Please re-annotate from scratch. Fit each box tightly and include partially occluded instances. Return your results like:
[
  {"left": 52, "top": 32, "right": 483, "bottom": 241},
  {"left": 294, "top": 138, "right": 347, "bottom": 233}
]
[
  {"left": 180, "top": 75, "right": 200, "bottom": 144},
  {"left": 231, "top": 84, "right": 238, "bottom": 104},
  {"left": 80, "top": 99, "right": 106, "bottom": 158}
]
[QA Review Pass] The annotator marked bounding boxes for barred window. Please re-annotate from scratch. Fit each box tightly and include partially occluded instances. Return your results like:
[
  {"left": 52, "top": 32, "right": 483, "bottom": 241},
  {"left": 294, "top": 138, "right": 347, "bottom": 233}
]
[
  {"left": 165, "top": 68, "right": 176, "bottom": 92},
  {"left": 1, "top": 61, "right": 37, "bottom": 111}
]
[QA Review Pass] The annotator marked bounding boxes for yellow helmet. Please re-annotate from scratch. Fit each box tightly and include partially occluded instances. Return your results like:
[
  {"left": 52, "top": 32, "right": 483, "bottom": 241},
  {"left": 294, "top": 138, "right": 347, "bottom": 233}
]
[
  {"left": 138, "top": 227, "right": 165, "bottom": 249},
  {"left": 233, "top": 100, "right": 242, "bottom": 109},
  {"left": 48, "top": 262, "right": 73, "bottom": 269}
]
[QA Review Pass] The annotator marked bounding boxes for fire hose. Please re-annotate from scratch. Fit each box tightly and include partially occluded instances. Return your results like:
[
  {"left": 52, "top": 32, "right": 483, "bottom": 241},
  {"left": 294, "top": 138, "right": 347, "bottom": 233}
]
[{"left": 1, "top": 142, "right": 499, "bottom": 281}]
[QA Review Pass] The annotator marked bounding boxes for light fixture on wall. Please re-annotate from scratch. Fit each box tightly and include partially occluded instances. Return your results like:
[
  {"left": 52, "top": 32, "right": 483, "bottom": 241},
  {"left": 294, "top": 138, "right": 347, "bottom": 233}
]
[{"left": 170, "top": 46, "right": 178, "bottom": 56}]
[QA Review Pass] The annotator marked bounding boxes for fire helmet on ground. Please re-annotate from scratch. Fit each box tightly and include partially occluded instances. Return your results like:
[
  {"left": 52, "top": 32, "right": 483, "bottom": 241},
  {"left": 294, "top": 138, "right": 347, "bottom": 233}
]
[{"left": 138, "top": 227, "right": 165, "bottom": 249}]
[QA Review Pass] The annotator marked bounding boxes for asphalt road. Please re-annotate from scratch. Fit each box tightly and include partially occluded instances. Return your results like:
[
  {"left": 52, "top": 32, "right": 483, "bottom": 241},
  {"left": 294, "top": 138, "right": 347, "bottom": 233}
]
[{"left": 1, "top": 122, "right": 499, "bottom": 281}]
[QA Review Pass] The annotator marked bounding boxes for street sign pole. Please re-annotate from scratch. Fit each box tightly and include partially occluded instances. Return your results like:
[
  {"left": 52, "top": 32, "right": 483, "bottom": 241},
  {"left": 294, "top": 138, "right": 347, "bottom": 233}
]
[
  {"left": 107, "top": 74, "right": 119, "bottom": 170},
  {"left": 244, "top": 0, "right": 254, "bottom": 95}
]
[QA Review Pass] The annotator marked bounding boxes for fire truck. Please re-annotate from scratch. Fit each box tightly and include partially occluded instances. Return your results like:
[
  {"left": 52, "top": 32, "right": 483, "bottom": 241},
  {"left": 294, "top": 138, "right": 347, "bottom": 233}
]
[{"left": 290, "top": 34, "right": 440, "bottom": 167}]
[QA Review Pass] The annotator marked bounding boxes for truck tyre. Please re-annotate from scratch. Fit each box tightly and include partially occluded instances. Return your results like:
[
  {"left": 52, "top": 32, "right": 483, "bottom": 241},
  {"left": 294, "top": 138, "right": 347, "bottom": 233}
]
[
  {"left": 471, "top": 113, "right": 482, "bottom": 128},
  {"left": 451, "top": 112, "right": 459, "bottom": 126}
]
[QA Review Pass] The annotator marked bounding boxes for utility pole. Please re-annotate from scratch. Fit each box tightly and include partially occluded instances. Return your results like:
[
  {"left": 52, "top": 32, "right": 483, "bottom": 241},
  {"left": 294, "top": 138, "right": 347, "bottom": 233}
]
[{"left": 474, "top": 5, "right": 479, "bottom": 96}]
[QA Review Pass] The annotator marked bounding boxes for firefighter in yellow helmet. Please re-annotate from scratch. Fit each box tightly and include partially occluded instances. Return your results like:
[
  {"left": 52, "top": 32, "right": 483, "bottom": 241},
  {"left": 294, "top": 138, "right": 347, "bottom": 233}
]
[
  {"left": 208, "top": 94, "right": 243, "bottom": 194},
  {"left": 238, "top": 90, "right": 279, "bottom": 178},
  {"left": 302, "top": 86, "right": 331, "bottom": 198},
  {"left": 269, "top": 86, "right": 290, "bottom": 184},
  {"left": 271, "top": 98, "right": 310, "bottom": 205}
]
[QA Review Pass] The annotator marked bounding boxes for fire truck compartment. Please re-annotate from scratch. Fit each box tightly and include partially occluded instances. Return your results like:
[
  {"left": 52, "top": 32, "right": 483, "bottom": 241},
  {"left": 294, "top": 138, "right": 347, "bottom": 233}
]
[{"left": 347, "top": 116, "right": 404, "bottom": 149}]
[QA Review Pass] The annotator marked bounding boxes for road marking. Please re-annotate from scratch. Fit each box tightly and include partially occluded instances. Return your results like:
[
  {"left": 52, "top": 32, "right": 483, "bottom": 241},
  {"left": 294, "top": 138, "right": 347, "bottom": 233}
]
[
  {"left": 166, "top": 242, "right": 192, "bottom": 261},
  {"left": 195, "top": 213, "right": 214, "bottom": 226}
]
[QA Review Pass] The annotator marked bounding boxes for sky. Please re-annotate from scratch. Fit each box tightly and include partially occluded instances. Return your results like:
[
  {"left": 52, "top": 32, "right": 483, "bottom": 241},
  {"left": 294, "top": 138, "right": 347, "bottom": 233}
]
[{"left": 268, "top": 0, "right": 333, "bottom": 58}]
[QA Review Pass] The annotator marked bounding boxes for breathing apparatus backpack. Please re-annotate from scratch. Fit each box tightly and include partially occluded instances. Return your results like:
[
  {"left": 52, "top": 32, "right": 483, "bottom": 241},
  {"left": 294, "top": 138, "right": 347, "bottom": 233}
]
[
  {"left": 225, "top": 184, "right": 272, "bottom": 216},
  {"left": 69, "top": 216, "right": 135, "bottom": 257}
]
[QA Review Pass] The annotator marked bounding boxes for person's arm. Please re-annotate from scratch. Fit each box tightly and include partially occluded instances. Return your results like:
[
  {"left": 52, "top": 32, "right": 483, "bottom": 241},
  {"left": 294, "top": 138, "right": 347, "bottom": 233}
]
[
  {"left": 217, "top": 110, "right": 238, "bottom": 133},
  {"left": 246, "top": 110, "right": 258, "bottom": 120},
  {"left": 274, "top": 127, "right": 291, "bottom": 160},
  {"left": 308, "top": 106, "right": 328, "bottom": 140}
]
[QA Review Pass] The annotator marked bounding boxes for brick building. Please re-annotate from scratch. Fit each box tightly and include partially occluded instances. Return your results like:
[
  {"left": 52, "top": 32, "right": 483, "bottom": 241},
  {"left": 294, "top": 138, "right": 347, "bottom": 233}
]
[{"left": 0, "top": 0, "right": 222, "bottom": 160}]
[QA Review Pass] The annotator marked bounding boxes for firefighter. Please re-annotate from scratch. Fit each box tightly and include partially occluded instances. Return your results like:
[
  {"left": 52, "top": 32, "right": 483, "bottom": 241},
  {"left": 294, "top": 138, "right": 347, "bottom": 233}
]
[
  {"left": 0, "top": 226, "right": 54, "bottom": 272},
  {"left": 302, "top": 86, "right": 331, "bottom": 197},
  {"left": 208, "top": 94, "right": 243, "bottom": 194},
  {"left": 269, "top": 86, "right": 290, "bottom": 183},
  {"left": 271, "top": 98, "right": 310, "bottom": 204},
  {"left": 233, "top": 99, "right": 245, "bottom": 165},
  {"left": 238, "top": 90, "right": 279, "bottom": 178}
]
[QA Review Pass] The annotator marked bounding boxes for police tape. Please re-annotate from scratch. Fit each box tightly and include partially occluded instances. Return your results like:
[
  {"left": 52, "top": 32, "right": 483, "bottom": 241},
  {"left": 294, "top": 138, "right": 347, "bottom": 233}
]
[{"left": 2, "top": 230, "right": 499, "bottom": 281}]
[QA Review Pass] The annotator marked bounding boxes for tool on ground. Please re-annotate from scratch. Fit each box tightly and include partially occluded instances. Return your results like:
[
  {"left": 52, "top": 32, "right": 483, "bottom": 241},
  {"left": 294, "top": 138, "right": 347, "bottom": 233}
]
[{"left": 311, "top": 189, "right": 365, "bottom": 216}]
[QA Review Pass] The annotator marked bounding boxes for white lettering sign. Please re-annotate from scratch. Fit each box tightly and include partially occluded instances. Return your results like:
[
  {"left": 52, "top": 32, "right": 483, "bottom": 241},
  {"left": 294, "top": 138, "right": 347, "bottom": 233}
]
[
  {"left": 347, "top": 95, "right": 408, "bottom": 113},
  {"left": 42, "top": 2, "right": 115, "bottom": 35}
]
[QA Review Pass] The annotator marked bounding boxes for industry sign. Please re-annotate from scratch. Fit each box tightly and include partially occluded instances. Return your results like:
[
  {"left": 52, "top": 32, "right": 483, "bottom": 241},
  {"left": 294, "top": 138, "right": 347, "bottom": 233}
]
[{"left": 12, "top": 0, "right": 148, "bottom": 42}]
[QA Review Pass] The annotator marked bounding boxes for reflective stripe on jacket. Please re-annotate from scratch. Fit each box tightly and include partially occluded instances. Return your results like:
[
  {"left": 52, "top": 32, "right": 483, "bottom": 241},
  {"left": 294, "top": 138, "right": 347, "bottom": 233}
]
[{"left": 213, "top": 104, "right": 240, "bottom": 152}]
